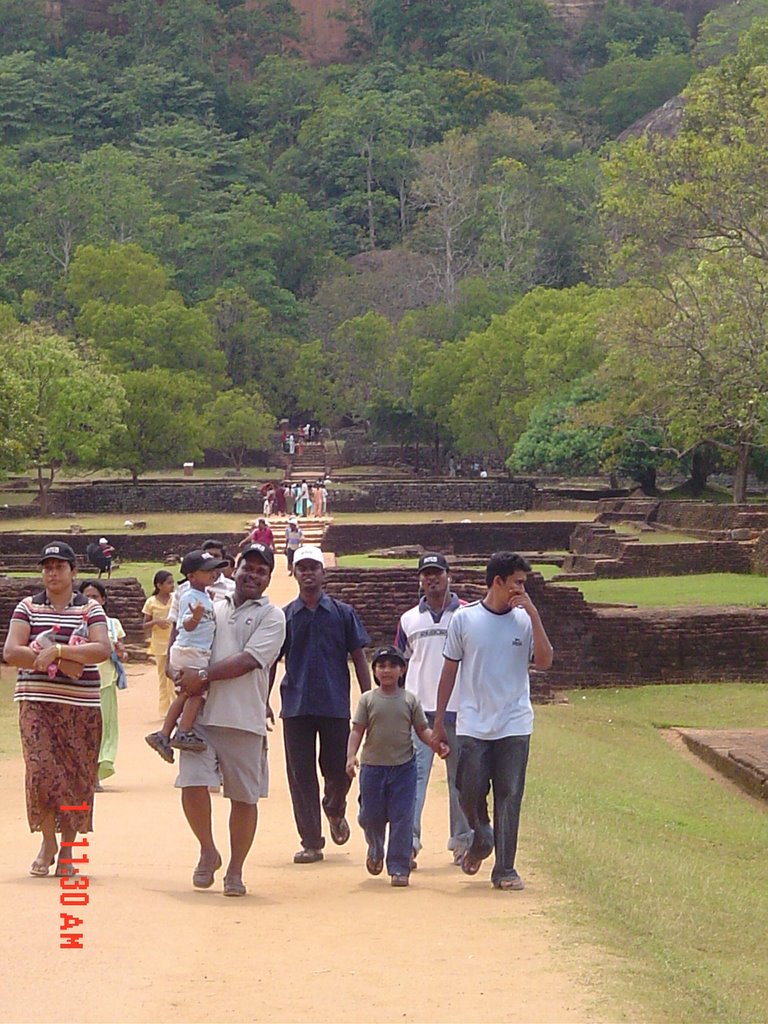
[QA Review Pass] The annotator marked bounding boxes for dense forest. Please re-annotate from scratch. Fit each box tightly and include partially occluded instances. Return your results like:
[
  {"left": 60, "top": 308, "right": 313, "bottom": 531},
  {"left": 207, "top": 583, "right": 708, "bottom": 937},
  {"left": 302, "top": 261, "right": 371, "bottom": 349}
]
[{"left": 1, "top": 0, "right": 767, "bottom": 502}]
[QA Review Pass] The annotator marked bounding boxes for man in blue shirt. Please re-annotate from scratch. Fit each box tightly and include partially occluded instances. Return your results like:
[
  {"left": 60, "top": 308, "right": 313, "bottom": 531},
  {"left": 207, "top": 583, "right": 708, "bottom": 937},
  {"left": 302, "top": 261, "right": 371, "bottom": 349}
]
[{"left": 271, "top": 545, "right": 371, "bottom": 863}]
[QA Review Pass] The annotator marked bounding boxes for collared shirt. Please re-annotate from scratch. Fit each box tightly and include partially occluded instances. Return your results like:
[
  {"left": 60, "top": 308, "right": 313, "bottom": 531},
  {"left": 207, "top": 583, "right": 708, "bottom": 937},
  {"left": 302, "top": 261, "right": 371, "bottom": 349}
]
[
  {"left": 395, "top": 592, "right": 464, "bottom": 716},
  {"left": 168, "top": 575, "right": 235, "bottom": 623},
  {"left": 200, "top": 594, "right": 286, "bottom": 736},
  {"left": 279, "top": 592, "right": 370, "bottom": 719}
]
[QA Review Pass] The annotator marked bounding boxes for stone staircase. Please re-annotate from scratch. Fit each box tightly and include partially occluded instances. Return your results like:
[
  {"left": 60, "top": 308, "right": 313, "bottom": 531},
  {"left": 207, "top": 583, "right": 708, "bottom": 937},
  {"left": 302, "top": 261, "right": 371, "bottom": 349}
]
[
  {"left": 597, "top": 498, "right": 660, "bottom": 525},
  {"left": 284, "top": 440, "right": 328, "bottom": 481}
]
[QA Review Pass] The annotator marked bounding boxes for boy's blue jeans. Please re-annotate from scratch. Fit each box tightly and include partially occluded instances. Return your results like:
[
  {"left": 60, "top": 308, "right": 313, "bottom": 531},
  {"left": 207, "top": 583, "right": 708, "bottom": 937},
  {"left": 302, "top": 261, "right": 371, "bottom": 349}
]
[
  {"left": 456, "top": 734, "right": 530, "bottom": 886},
  {"left": 358, "top": 756, "right": 417, "bottom": 877}
]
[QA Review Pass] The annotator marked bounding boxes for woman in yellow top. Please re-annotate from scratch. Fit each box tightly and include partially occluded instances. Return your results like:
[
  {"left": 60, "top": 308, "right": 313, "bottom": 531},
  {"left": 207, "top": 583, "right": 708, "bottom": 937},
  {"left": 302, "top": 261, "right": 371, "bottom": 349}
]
[{"left": 142, "top": 570, "right": 175, "bottom": 715}]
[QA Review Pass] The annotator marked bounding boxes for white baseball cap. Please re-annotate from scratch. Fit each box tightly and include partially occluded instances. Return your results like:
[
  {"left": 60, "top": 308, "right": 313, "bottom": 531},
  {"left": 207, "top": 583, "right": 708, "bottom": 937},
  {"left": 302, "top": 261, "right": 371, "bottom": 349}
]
[{"left": 292, "top": 544, "right": 325, "bottom": 567}]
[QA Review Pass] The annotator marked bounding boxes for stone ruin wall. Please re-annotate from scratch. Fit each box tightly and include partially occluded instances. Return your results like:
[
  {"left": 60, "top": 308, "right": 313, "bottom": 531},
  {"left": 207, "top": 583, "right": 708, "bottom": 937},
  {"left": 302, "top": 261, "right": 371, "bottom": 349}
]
[
  {"left": 0, "top": 577, "right": 147, "bottom": 649},
  {"left": 323, "top": 568, "right": 768, "bottom": 691}
]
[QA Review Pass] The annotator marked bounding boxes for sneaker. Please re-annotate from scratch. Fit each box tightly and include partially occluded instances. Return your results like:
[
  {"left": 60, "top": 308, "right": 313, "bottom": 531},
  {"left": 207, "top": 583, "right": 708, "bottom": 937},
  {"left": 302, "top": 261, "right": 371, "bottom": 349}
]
[
  {"left": 327, "top": 815, "right": 350, "bottom": 845},
  {"left": 293, "top": 848, "right": 324, "bottom": 864},
  {"left": 390, "top": 875, "right": 409, "bottom": 887},
  {"left": 170, "top": 729, "right": 207, "bottom": 752},
  {"left": 145, "top": 731, "right": 174, "bottom": 763},
  {"left": 494, "top": 870, "right": 525, "bottom": 891}
]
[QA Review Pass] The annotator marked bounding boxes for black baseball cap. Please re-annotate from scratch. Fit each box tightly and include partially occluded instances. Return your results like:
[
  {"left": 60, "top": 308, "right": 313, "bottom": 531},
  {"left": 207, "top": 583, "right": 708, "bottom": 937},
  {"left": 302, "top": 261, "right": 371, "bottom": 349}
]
[
  {"left": 240, "top": 542, "right": 275, "bottom": 571},
  {"left": 39, "top": 541, "right": 77, "bottom": 566},
  {"left": 371, "top": 644, "right": 407, "bottom": 668},
  {"left": 418, "top": 552, "right": 450, "bottom": 573},
  {"left": 180, "top": 549, "right": 229, "bottom": 577}
]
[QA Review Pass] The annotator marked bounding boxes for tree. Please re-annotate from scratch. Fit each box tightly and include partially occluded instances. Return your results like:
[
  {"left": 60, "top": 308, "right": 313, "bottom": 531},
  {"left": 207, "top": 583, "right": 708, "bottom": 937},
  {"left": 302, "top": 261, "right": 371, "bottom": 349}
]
[
  {"left": 574, "top": 0, "right": 691, "bottom": 67},
  {"left": 579, "top": 52, "right": 694, "bottom": 136},
  {"left": 205, "top": 389, "right": 275, "bottom": 472},
  {"left": 76, "top": 294, "right": 226, "bottom": 377},
  {"left": 66, "top": 243, "right": 171, "bottom": 309},
  {"left": 108, "top": 368, "right": 207, "bottom": 484},
  {"left": 409, "top": 129, "right": 481, "bottom": 303},
  {"left": 0, "top": 324, "right": 125, "bottom": 510},
  {"left": 597, "top": 257, "right": 768, "bottom": 503}
]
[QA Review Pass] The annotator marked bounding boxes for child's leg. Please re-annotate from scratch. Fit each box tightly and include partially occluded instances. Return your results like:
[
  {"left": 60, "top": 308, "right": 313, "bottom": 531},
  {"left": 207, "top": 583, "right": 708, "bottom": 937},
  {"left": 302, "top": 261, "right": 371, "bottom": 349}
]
[
  {"left": 357, "top": 765, "right": 386, "bottom": 863},
  {"left": 178, "top": 694, "right": 205, "bottom": 733},
  {"left": 385, "top": 757, "right": 418, "bottom": 878},
  {"left": 160, "top": 691, "right": 187, "bottom": 737}
]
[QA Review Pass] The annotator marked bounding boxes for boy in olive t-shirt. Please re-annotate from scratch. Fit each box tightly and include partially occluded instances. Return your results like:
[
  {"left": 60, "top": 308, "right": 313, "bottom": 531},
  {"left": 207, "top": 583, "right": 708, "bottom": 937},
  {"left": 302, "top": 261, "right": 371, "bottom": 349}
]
[{"left": 346, "top": 645, "right": 447, "bottom": 887}]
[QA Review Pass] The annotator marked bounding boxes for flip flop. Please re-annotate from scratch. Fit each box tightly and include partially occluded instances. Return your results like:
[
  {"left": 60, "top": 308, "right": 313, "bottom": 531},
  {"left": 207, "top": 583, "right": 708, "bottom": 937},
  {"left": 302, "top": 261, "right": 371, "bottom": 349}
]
[
  {"left": 192, "top": 853, "right": 222, "bottom": 889},
  {"left": 461, "top": 850, "right": 484, "bottom": 876},
  {"left": 29, "top": 855, "right": 55, "bottom": 878},
  {"left": 55, "top": 861, "right": 77, "bottom": 878}
]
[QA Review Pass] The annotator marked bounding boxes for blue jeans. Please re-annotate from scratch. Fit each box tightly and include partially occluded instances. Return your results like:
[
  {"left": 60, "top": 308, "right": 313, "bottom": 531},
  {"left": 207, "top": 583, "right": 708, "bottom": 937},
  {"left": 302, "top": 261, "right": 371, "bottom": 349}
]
[
  {"left": 456, "top": 734, "right": 530, "bottom": 886},
  {"left": 358, "top": 757, "right": 417, "bottom": 877},
  {"left": 412, "top": 713, "right": 472, "bottom": 857}
]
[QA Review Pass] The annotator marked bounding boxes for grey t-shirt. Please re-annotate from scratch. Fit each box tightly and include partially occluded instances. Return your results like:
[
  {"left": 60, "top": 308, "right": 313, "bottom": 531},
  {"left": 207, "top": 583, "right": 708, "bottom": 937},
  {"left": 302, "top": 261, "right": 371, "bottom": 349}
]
[
  {"left": 200, "top": 595, "right": 286, "bottom": 736},
  {"left": 353, "top": 687, "right": 428, "bottom": 766}
]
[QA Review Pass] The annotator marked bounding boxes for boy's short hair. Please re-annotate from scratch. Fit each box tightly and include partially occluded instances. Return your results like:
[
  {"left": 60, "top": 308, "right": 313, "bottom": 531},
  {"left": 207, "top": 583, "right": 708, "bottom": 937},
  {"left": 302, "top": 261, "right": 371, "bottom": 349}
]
[{"left": 485, "top": 551, "right": 531, "bottom": 587}]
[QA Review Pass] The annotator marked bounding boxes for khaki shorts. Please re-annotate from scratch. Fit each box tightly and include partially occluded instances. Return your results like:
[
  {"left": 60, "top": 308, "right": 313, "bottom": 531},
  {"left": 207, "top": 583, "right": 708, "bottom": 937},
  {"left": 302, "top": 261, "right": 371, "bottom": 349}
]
[{"left": 176, "top": 726, "right": 268, "bottom": 804}]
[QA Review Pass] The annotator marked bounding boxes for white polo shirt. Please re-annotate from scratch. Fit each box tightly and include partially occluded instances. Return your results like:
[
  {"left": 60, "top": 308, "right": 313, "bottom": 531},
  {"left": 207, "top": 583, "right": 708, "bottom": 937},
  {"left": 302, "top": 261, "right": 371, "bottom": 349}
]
[
  {"left": 395, "top": 593, "right": 464, "bottom": 714},
  {"left": 200, "top": 595, "right": 286, "bottom": 736},
  {"left": 443, "top": 601, "right": 534, "bottom": 740}
]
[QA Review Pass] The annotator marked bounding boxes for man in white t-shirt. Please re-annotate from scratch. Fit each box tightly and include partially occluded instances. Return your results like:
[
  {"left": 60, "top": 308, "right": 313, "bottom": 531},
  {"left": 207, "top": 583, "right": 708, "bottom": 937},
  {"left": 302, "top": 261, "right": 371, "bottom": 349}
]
[
  {"left": 395, "top": 553, "right": 472, "bottom": 867},
  {"left": 433, "top": 551, "right": 553, "bottom": 891}
]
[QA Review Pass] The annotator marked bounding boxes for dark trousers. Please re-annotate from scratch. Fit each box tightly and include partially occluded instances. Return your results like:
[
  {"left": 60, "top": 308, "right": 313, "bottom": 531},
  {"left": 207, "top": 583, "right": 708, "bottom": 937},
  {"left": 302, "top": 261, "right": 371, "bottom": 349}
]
[
  {"left": 358, "top": 756, "right": 417, "bottom": 878},
  {"left": 456, "top": 734, "right": 530, "bottom": 885},
  {"left": 283, "top": 715, "right": 351, "bottom": 850}
]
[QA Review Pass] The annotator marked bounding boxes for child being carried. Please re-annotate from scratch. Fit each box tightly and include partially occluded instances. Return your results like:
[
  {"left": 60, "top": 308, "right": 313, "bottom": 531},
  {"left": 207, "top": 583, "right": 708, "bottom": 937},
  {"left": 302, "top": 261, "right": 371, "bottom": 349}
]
[{"left": 145, "top": 549, "right": 228, "bottom": 763}]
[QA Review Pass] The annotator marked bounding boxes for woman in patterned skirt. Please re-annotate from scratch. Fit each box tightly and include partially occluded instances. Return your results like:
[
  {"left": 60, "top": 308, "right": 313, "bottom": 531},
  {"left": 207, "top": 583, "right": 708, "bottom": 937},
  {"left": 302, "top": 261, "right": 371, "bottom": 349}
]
[{"left": 3, "top": 541, "right": 110, "bottom": 877}]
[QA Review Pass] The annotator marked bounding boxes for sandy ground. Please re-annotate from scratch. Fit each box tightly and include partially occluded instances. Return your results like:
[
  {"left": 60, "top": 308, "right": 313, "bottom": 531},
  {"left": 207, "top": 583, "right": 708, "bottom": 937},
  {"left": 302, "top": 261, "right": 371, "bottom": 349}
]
[{"left": 1, "top": 564, "right": 615, "bottom": 1024}]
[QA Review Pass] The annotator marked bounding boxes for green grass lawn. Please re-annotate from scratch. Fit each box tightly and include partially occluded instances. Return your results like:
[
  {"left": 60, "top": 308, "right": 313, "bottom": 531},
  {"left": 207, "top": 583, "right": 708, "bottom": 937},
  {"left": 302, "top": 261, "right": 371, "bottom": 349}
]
[
  {"left": 557, "top": 573, "right": 767, "bottom": 607},
  {"left": 527, "top": 683, "right": 768, "bottom": 1023},
  {"left": 612, "top": 524, "right": 703, "bottom": 544},
  {"left": 0, "top": 509, "right": 595, "bottom": 534}
]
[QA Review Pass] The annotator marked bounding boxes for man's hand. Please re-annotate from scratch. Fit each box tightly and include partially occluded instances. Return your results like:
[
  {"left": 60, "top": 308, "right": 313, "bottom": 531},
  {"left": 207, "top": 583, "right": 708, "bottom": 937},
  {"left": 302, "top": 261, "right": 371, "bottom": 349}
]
[
  {"left": 508, "top": 587, "right": 534, "bottom": 612},
  {"left": 432, "top": 722, "right": 449, "bottom": 750},
  {"left": 434, "top": 740, "right": 450, "bottom": 760},
  {"left": 266, "top": 703, "right": 275, "bottom": 731},
  {"left": 177, "top": 667, "right": 207, "bottom": 697},
  {"left": 346, "top": 757, "right": 358, "bottom": 779}
]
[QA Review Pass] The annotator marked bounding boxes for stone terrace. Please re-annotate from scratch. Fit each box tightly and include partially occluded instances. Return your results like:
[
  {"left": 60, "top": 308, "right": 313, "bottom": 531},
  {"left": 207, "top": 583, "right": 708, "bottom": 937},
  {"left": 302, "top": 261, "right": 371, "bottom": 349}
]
[{"left": 678, "top": 728, "right": 768, "bottom": 803}]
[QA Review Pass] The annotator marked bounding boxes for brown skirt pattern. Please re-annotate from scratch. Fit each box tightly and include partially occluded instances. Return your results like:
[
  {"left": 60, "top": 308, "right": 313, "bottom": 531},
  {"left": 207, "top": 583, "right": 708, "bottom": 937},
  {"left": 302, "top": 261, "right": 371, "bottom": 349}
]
[{"left": 19, "top": 701, "right": 102, "bottom": 834}]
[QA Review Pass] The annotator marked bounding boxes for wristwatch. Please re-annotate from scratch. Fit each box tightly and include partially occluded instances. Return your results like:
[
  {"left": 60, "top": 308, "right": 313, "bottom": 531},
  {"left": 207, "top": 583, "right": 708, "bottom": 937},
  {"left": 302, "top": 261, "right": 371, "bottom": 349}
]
[{"left": 198, "top": 668, "right": 209, "bottom": 684}]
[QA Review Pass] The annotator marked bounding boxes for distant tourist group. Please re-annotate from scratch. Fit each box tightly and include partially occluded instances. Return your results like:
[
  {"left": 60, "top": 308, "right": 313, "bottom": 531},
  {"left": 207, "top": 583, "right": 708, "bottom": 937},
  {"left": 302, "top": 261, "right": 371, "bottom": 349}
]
[{"left": 5, "top": 537, "right": 552, "bottom": 897}]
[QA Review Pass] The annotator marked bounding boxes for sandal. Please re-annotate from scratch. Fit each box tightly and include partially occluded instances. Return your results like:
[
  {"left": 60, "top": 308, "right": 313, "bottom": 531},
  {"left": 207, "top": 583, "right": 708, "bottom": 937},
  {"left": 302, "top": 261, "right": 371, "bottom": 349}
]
[
  {"left": 145, "top": 731, "right": 175, "bottom": 764},
  {"left": 223, "top": 875, "right": 246, "bottom": 897},
  {"left": 55, "top": 861, "right": 77, "bottom": 878},
  {"left": 461, "top": 850, "right": 485, "bottom": 876},
  {"left": 29, "top": 853, "right": 56, "bottom": 878},
  {"left": 328, "top": 815, "right": 350, "bottom": 845},
  {"left": 192, "top": 852, "right": 222, "bottom": 889}
]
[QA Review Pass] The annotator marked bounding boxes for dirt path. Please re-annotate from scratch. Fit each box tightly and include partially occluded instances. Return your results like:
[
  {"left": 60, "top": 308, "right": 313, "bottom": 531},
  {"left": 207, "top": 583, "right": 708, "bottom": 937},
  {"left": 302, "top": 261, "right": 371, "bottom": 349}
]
[{"left": 1, "top": 565, "right": 614, "bottom": 1024}]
